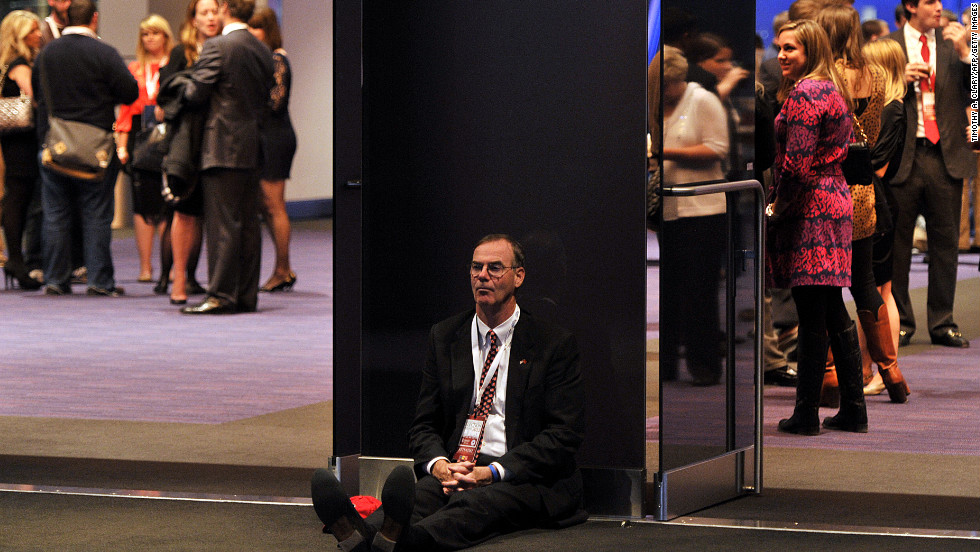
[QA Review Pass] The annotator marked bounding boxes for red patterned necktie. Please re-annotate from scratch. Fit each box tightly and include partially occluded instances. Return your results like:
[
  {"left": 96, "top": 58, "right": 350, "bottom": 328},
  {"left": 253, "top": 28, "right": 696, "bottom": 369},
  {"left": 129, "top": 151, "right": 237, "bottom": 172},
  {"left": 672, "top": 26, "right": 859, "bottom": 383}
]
[
  {"left": 465, "top": 330, "right": 500, "bottom": 461},
  {"left": 474, "top": 330, "right": 499, "bottom": 418},
  {"left": 919, "top": 34, "right": 940, "bottom": 144}
]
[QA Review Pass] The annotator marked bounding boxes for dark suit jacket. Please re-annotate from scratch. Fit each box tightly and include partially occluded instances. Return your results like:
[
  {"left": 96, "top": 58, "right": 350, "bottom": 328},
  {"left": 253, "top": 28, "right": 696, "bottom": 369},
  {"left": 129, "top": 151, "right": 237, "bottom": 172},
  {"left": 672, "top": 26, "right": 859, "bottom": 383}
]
[
  {"left": 885, "top": 29, "right": 976, "bottom": 182},
  {"left": 408, "top": 308, "right": 585, "bottom": 520},
  {"left": 183, "top": 27, "right": 273, "bottom": 171}
]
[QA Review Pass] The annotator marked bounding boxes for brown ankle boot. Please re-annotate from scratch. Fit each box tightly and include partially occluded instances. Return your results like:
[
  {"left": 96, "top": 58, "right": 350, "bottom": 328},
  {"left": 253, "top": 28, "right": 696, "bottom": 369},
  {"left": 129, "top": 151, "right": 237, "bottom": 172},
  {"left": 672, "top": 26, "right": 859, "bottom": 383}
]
[
  {"left": 857, "top": 305, "right": 910, "bottom": 403},
  {"left": 820, "top": 347, "right": 840, "bottom": 408}
]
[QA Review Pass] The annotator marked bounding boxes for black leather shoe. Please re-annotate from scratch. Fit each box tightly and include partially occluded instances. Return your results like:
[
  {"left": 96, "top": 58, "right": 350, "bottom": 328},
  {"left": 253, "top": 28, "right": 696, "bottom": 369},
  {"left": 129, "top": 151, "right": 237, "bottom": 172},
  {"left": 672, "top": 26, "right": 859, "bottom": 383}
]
[
  {"left": 897, "top": 329, "right": 912, "bottom": 347},
  {"left": 931, "top": 329, "right": 970, "bottom": 348},
  {"left": 180, "top": 296, "right": 236, "bottom": 314},
  {"left": 764, "top": 366, "right": 798, "bottom": 387},
  {"left": 311, "top": 468, "right": 372, "bottom": 545},
  {"left": 379, "top": 465, "right": 416, "bottom": 540},
  {"left": 86, "top": 286, "right": 125, "bottom": 297}
]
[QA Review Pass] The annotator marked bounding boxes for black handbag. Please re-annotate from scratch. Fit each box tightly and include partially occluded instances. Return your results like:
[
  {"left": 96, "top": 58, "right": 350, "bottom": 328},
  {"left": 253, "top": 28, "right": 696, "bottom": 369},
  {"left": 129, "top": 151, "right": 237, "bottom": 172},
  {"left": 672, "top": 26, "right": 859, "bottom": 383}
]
[
  {"left": 131, "top": 123, "right": 169, "bottom": 173},
  {"left": 842, "top": 114, "right": 872, "bottom": 187}
]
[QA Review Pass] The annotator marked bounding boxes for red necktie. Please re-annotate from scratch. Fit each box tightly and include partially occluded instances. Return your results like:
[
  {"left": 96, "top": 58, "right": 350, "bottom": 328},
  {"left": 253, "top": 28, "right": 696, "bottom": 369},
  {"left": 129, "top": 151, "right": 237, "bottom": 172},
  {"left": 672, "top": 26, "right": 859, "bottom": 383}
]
[
  {"left": 474, "top": 330, "right": 499, "bottom": 417},
  {"left": 920, "top": 34, "right": 940, "bottom": 144},
  {"left": 469, "top": 330, "right": 499, "bottom": 460}
]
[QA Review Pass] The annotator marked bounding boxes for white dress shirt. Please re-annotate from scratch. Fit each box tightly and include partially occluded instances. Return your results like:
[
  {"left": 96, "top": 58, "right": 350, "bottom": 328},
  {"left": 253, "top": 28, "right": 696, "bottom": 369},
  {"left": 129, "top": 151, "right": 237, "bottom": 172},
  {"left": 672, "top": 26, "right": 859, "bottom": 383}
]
[
  {"left": 426, "top": 305, "right": 520, "bottom": 481},
  {"left": 903, "top": 24, "right": 936, "bottom": 139}
]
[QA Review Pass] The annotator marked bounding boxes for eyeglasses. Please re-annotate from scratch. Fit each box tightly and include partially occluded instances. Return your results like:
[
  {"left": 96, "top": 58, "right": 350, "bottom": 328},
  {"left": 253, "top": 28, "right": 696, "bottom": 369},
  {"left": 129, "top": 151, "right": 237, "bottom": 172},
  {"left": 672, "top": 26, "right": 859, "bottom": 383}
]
[{"left": 469, "top": 262, "right": 517, "bottom": 279}]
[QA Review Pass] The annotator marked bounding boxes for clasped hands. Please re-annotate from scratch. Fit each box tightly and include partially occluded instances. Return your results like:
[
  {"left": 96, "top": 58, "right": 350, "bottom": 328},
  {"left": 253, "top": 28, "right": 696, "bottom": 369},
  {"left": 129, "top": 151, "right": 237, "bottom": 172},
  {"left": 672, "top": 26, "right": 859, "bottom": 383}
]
[{"left": 432, "top": 459, "right": 493, "bottom": 495}]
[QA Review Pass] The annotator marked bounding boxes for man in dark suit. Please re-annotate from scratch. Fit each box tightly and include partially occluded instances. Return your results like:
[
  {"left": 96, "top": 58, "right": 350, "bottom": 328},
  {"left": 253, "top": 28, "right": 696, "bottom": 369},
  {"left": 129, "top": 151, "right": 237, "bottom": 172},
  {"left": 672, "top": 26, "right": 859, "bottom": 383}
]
[
  {"left": 885, "top": 0, "right": 974, "bottom": 348},
  {"left": 180, "top": 0, "right": 273, "bottom": 315},
  {"left": 313, "top": 234, "right": 586, "bottom": 551}
]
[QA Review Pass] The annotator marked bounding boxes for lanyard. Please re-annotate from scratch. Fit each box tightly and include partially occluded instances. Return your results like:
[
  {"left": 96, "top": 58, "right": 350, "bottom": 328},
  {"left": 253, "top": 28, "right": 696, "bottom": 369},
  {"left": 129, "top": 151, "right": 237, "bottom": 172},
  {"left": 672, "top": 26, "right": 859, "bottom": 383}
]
[
  {"left": 471, "top": 310, "right": 520, "bottom": 408},
  {"left": 474, "top": 339, "right": 507, "bottom": 405},
  {"left": 144, "top": 63, "right": 160, "bottom": 101}
]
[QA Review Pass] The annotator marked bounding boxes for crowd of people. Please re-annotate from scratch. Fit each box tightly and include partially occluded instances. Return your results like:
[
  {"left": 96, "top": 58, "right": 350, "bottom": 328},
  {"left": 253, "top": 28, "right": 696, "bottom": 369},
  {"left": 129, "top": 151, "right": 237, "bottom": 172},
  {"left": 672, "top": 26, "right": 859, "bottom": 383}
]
[
  {"left": 0, "top": 0, "right": 297, "bottom": 315},
  {"left": 653, "top": 0, "right": 976, "bottom": 436}
]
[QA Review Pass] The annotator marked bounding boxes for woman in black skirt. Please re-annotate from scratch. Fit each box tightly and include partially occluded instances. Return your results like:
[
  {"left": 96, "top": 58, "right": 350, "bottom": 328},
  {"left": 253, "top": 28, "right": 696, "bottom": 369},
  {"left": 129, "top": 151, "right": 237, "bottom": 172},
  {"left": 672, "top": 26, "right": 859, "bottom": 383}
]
[{"left": 249, "top": 7, "right": 298, "bottom": 292}]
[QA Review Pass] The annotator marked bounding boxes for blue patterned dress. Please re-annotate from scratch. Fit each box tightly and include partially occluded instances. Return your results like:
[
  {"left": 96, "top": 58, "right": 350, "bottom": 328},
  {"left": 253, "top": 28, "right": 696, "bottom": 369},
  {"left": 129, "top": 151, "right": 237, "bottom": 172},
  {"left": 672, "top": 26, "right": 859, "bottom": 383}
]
[{"left": 768, "top": 78, "right": 853, "bottom": 288}]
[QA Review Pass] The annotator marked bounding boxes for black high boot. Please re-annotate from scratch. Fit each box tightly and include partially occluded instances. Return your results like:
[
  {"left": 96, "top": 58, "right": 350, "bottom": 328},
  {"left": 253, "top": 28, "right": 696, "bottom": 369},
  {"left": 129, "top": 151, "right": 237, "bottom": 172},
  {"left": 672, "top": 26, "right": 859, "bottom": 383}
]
[
  {"left": 822, "top": 322, "right": 869, "bottom": 433},
  {"left": 778, "top": 330, "right": 829, "bottom": 435}
]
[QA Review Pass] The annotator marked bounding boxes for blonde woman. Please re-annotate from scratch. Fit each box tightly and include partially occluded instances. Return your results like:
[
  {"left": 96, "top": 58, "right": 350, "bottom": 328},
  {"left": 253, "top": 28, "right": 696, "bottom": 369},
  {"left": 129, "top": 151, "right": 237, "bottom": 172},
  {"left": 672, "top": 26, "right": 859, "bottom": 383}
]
[
  {"left": 0, "top": 10, "right": 42, "bottom": 289},
  {"left": 115, "top": 14, "right": 174, "bottom": 283},
  {"left": 861, "top": 37, "right": 912, "bottom": 402},
  {"left": 769, "top": 20, "right": 865, "bottom": 435},
  {"left": 155, "top": 0, "right": 221, "bottom": 304}
]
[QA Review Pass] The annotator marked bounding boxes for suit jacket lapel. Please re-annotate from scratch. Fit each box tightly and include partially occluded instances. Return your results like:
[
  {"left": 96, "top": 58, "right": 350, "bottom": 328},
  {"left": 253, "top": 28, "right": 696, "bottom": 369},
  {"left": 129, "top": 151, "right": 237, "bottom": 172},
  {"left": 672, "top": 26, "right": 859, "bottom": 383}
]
[
  {"left": 451, "top": 317, "right": 475, "bottom": 416},
  {"left": 505, "top": 314, "right": 535, "bottom": 447},
  {"left": 934, "top": 36, "right": 953, "bottom": 95}
]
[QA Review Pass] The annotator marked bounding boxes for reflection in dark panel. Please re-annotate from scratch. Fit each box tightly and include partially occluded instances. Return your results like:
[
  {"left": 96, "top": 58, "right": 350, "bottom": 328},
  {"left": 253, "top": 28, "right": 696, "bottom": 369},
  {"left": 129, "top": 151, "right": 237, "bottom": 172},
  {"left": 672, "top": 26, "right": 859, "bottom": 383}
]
[
  {"left": 656, "top": 0, "right": 758, "bottom": 473},
  {"left": 733, "top": 193, "right": 760, "bottom": 450},
  {"left": 659, "top": 204, "right": 728, "bottom": 470},
  {"left": 360, "top": 3, "right": 647, "bottom": 468}
]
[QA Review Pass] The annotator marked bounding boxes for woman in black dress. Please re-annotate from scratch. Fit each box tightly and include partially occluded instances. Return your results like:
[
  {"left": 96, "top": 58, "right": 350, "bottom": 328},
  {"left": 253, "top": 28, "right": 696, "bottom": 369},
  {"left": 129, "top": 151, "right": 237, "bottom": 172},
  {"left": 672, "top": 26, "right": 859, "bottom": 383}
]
[
  {"left": 0, "top": 10, "right": 43, "bottom": 289},
  {"left": 249, "top": 7, "right": 298, "bottom": 292}
]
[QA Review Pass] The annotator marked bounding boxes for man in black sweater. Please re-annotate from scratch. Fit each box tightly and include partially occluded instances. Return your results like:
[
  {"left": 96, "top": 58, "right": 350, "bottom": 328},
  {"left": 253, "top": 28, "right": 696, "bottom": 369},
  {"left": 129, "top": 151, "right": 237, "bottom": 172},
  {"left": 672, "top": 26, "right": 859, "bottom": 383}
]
[{"left": 33, "top": 0, "right": 137, "bottom": 296}]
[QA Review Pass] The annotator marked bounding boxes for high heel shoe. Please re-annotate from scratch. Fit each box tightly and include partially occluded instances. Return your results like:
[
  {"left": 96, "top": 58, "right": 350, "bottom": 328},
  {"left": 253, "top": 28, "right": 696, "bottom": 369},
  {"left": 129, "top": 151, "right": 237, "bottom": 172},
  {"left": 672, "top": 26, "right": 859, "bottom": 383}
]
[
  {"left": 170, "top": 296, "right": 187, "bottom": 305},
  {"left": 260, "top": 272, "right": 297, "bottom": 293},
  {"left": 3, "top": 262, "right": 44, "bottom": 291}
]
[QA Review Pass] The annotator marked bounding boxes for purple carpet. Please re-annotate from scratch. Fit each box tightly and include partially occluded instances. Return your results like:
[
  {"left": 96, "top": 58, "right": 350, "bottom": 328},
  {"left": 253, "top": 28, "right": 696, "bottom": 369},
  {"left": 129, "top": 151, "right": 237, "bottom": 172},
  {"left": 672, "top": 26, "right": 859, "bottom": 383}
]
[
  {"left": 0, "top": 224, "right": 332, "bottom": 424},
  {"left": 646, "top": 230, "right": 980, "bottom": 457}
]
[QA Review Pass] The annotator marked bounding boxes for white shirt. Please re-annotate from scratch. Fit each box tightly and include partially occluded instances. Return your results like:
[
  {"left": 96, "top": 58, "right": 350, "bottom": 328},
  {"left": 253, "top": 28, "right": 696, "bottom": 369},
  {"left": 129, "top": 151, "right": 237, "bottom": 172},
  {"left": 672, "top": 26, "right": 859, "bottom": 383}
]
[
  {"left": 662, "top": 82, "right": 729, "bottom": 221},
  {"left": 222, "top": 22, "right": 249, "bottom": 35},
  {"left": 61, "top": 26, "right": 98, "bottom": 39},
  {"left": 425, "top": 305, "right": 520, "bottom": 481},
  {"left": 903, "top": 24, "right": 936, "bottom": 139},
  {"left": 470, "top": 306, "right": 520, "bottom": 459},
  {"left": 45, "top": 16, "right": 63, "bottom": 40}
]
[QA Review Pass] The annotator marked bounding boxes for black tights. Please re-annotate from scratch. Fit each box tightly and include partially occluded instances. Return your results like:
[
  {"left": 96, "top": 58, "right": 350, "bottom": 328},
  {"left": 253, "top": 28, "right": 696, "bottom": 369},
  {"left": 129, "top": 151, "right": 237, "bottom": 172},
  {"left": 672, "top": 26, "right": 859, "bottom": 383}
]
[
  {"left": 849, "top": 236, "right": 884, "bottom": 317},
  {"left": 0, "top": 174, "right": 35, "bottom": 266},
  {"left": 792, "top": 285, "right": 851, "bottom": 338}
]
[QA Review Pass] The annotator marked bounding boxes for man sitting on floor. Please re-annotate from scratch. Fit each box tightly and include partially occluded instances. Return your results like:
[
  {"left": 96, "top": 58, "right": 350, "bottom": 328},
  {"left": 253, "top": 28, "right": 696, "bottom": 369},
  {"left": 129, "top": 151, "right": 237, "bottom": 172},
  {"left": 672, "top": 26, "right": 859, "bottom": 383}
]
[{"left": 313, "top": 233, "right": 587, "bottom": 551}]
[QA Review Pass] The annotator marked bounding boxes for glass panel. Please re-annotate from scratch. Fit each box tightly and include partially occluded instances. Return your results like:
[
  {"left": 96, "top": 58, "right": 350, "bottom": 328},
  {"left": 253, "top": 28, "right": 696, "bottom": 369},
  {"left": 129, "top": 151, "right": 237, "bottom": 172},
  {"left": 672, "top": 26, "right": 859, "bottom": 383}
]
[{"left": 654, "top": 0, "right": 757, "bottom": 473}]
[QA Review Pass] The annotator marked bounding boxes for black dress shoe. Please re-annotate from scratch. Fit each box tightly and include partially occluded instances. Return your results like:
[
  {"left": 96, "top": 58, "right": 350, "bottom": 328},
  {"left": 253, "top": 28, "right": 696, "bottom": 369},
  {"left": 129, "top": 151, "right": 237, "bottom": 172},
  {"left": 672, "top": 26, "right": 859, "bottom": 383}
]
[
  {"left": 898, "top": 329, "right": 912, "bottom": 347},
  {"left": 931, "top": 329, "right": 970, "bottom": 348},
  {"left": 86, "top": 286, "right": 125, "bottom": 297},
  {"left": 764, "top": 366, "right": 799, "bottom": 387},
  {"left": 379, "top": 465, "right": 416, "bottom": 543},
  {"left": 311, "top": 468, "right": 372, "bottom": 544},
  {"left": 180, "top": 296, "right": 236, "bottom": 314}
]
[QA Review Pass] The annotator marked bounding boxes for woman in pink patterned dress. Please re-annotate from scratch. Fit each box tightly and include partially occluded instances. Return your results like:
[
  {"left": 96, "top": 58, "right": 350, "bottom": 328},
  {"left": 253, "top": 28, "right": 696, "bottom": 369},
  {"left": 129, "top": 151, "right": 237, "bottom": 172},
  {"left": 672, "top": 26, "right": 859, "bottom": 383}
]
[{"left": 768, "top": 19, "right": 866, "bottom": 436}]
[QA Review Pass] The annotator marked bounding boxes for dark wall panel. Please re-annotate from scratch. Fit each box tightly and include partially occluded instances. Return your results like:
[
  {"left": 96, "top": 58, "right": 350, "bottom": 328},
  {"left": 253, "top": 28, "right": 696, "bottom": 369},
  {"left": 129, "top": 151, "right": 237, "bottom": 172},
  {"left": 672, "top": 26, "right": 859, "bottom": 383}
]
[
  {"left": 332, "top": 0, "right": 363, "bottom": 457},
  {"left": 358, "top": 2, "right": 648, "bottom": 468}
]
